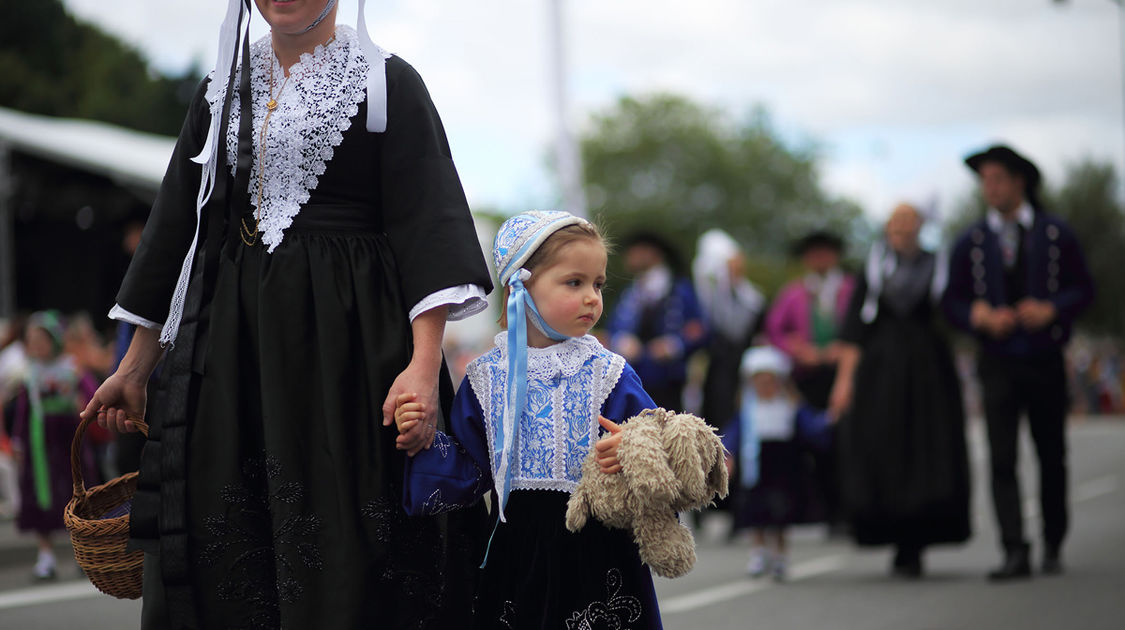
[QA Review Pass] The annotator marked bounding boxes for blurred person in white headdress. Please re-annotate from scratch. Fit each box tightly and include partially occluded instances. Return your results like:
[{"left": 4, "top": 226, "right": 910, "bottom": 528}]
[
  {"left": 0, "top": 316, "right": 27, "bottom": 520},
  {"left": 692, "top": 229, "right": 766, "bottom": 428}
]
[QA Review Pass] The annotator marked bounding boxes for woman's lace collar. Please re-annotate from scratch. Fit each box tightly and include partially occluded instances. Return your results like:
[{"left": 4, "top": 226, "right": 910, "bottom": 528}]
[
  {"left": 490, "top": 333, "right": 608, "bottom": 379},
  {"left": 212, "top": 26, "right": 369, "bottom": 252}
]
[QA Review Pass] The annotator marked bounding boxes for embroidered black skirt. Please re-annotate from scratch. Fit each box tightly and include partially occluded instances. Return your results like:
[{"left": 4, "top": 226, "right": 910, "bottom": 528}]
[
  {"left": 473, "top": 490, "right": 662, "bottom": 630},
  {"left": 159, "top": 217, "right": 484, "bottom": 629}
]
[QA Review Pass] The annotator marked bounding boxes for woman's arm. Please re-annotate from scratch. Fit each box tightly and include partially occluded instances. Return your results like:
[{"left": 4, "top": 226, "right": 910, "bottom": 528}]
[{"left": 382, "top": 306, "right": 447, "bottom": 456}]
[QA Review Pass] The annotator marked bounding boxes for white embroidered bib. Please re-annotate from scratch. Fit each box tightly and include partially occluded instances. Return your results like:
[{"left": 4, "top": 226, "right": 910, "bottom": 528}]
[
  {"left": 466, "top": 334, "right": 627, "bottom": 494},
  {"left": 213, "top": 26, "right": 371, "bottom": 253}
]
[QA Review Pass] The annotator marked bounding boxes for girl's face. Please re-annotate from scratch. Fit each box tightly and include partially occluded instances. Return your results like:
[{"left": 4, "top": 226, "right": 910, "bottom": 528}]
[
  {"left": 25, "top": 327, "right": 55, "bottom": 362},
  {"left": 524, "top": 239, "right": 607, "bottom": 347},
  {"left": 254, "top": 0, "right": 337, "bottom": 38},
  {"left": 750, "top": 372, "right": 782, "bottom": 399}
]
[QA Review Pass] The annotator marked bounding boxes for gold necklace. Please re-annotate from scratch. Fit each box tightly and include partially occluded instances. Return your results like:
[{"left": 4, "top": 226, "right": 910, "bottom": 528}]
[{"left": 240, "top": 50, "right": 290, "bottom": 246}]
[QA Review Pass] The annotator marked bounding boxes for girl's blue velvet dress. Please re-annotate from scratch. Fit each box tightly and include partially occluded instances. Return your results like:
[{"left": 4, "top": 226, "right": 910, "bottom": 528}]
[{"left": 405, "top": 334, "right": 664, "bottom": 629}]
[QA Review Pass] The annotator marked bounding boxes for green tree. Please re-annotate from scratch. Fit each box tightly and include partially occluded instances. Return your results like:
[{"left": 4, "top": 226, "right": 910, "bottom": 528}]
[
  {"left": 0, "top": 0, "right": 200, "bottom": 135},
  {"left": 579, "top": 93, "right": 869, "bottom": 297},
  {"left": 1051, "top": 160, "right": 1125, "bottom": 336}
]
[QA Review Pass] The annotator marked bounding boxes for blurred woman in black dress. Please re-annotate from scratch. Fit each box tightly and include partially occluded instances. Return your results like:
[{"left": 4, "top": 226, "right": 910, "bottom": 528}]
[{"left": 830, "top": 203, "right": 971, "bottom": 577}]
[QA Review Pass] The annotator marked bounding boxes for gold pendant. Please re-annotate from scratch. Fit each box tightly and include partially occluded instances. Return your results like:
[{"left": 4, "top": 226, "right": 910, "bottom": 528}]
[{"left": 266, "top": 98, "right": 278, "bottom": 111}]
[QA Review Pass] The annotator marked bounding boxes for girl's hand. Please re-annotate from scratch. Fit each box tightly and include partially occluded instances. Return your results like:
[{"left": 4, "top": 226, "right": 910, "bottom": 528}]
[
  {"left": 383, "top": 361, "right": 439, "bottom": 457},
  {"left": 594, "top": 416, "right": 624, "bottom": 474},
  {"left": 80, "top": 371, "right": 147, "bottom": 434},
  {"left": 393, "top": 393, "right": 426, "bottom": 434}
]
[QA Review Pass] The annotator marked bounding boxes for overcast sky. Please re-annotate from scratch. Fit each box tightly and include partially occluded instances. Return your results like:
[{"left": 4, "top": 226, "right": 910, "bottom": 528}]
[{"left": 62, "top": 0, "right": 1124, "bottom": 227}]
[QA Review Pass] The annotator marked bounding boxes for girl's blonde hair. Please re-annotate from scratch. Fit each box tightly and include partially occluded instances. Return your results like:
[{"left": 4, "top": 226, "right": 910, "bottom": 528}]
[{"left": 498, "top": 222, "right": 608, "bottom": 328}]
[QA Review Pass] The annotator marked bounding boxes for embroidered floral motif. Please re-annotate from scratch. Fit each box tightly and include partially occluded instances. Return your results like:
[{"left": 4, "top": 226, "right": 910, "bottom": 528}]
[
  {"left": 199, "top": 453, "right": 323, "bottom": 629},
  {"left": 500, "top": 600, "right": 517, "bottom": 629},
  {"left": 432, "top": 431, "right": 452, "bottom": 458},
  {"left": 564, "top": 568, "right": 643, "bottom": 630},
  {"left": 361, "top": 496, "right": 401, "bottom": 544},
  {"left": 214, "top": 26, "right": 370, "bottom": 253},
  {"left": 465, "top": 334, "right": 626, "bottom": 494},
  {"left": 420, "top": 489, "right": 461, "bottom": 516}
]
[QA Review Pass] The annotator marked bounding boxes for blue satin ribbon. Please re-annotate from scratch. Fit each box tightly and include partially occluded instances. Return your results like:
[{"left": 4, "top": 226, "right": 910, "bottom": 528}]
[
  {"left": 738, "top": 386, "right": 761, "bottom": 489},
  {"left": 481, "top": 268, "right": 569, "bottom": 567}
]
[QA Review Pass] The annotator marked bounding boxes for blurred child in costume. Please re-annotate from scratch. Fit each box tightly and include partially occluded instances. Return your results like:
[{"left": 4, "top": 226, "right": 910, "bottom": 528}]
[
  {"left": 394, "top": 211, "right": 664, "bottom": 629},
  {"left": 723, "top": 345, "right": 830, "bottom": 581},
  {"left": 10, "top": 311, "right": 99, "bottom": 580}
]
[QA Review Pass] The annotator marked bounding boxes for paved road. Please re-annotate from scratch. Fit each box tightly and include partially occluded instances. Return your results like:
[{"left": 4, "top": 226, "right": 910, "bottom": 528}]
[{"left": 0, "top": 418, "right": 1121, "bottom": 629}]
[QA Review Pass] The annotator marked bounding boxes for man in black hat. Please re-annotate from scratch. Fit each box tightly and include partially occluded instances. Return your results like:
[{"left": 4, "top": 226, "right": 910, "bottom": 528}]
[
  {"left": 608, "top": 231, "right": 706, "bottom": 412},
  {"left": 944, "top": 144, "right": 1094, "bottom": 581}
]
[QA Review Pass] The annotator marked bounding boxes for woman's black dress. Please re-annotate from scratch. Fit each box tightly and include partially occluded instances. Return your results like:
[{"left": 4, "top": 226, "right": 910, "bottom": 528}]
[
  {"left": 838, "top": 251, "right": 971, "bottom": 548},
  {"left": 115, "top": 33, "right": 492, "bottom": 629}
]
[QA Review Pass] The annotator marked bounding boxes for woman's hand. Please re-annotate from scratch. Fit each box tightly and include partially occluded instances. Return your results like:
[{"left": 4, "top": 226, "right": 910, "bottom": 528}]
[
  {"left": 80, "top": 371, "right": 147, "bottom": 434},
  {"left": 383, "top": 306, "right": 448, "bottom": 457},
  {"left": 80, "top": 324, "right": 161, "bottom": 434},
  {"left": 383, "top": 361, "right": 439, "bottom": 457},
  {"left": 594, "top": 416, "right": 624, "bottom": 474}
]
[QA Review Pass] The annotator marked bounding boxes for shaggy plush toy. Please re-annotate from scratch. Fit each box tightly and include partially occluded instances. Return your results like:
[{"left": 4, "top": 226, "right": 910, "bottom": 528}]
[{"left": 565, "top": 408, "right": 729, "bottom": 578}]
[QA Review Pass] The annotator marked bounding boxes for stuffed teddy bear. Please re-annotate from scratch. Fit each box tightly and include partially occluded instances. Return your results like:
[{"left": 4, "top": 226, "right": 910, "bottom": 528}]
[{"left": 565, "top": 408, "right": 729, "bottom": 578}]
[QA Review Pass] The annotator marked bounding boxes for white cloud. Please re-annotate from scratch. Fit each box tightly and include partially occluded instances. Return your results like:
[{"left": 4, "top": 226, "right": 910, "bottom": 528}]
[{"left": 61, "top": 0, "right": 1125, "bottom": 225}]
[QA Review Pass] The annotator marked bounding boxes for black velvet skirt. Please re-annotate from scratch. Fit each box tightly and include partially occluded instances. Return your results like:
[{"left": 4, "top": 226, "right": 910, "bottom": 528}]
[
  {"left": 473, "top": 490, "right": 663, "bottom": 630},
  {"left": 143, "top": 212, "right": 484, "bottom": 629}
]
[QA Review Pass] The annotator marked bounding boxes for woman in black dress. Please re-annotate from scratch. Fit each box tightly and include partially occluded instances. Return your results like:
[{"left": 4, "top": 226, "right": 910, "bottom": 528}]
[
  {"left": 830, "top": 203, "right": 971, "bottom": 577},
  {"left": 81, "top": 1, "right": 492, "bottom": 627}
]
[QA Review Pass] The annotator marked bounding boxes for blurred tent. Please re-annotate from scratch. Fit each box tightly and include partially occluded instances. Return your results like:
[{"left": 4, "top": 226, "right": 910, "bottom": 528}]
[{"left": 0, "top": 106, "right": 173, "bottom": 323}]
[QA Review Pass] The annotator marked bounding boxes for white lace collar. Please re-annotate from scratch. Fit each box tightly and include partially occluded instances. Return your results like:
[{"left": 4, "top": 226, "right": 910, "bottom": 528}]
[
  {"left": 213, "top": 26, "right": 371, "bottom": 253},
  {"left": 489, "top": 333, "right": 610, "bottom": 379}
]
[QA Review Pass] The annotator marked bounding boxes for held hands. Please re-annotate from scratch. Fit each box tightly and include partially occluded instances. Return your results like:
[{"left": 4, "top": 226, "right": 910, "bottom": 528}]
[
  {"left": 382, "top": 362, "right": 439, "bottom": 457},
  {"left": 970, "top": 300, "right": 1016, "bottom": 339},
  {"left": 594, "top": 416, "right": 624, "bottom": 475},
  {"left": 971, "top": 299, "right": 1055, "bottom": 338},
  {"left": 80, "top": 371, "right": 147, "bottom": 434},
  {"left": 1016, "top": 298, "right": 1057, "bottom": 331}
]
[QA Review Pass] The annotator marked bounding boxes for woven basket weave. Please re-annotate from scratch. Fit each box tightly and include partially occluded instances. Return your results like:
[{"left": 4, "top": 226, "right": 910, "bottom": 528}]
[{"left": 64, "top": 415, "right": 148, "bottom": 599}]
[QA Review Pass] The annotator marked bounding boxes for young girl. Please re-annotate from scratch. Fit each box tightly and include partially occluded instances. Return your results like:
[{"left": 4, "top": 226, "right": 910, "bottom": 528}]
[
  {"left": 395, "top": 210, "right": 663, "bottom": 629},
  {"left": 722, "top": 345, "right": 829, "bottom": 581},
  {"left": 11, "top": 311, "right": 99, "bottom": 580}
]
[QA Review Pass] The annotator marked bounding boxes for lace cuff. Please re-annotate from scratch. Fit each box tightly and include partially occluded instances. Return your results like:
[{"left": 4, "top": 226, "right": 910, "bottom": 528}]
[
  {"left": 108, "top": 304, "right": 163, "bottom": 331},
  {"left": 409, "top": 285, "right": 488, "bottom": 322}
]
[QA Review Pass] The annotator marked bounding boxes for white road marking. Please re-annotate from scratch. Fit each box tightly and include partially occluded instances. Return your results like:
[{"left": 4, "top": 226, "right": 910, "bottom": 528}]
[
  {"left": 665, "top": 475, "right": 1119, "bottom": 616},
  {"left": 1024, "top": 474, "right": 1118, "bottom": 521},
  {"left": 661, "top": 554, "right": 848, "bottom": 614},
  {"left": 0, "top": 580, "right": 101, "bottom": 611}
]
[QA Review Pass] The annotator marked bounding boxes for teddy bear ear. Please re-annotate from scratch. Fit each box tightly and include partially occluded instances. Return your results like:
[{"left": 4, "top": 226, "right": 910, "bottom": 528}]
[{"left": 708, "top": 437, "right": 730, "bottom": 500}]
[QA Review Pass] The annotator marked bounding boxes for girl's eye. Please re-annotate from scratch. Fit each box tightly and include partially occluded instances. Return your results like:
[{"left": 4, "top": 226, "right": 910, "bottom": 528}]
[
  {"left": 593, "top": 281, "right": 605, "bottom": 291},
  {"left": 567, "top": 279, "right": 582, "bottom": 287}
]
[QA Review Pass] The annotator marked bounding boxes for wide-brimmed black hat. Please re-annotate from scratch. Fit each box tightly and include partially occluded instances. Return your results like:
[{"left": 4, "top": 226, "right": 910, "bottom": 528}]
[
  {"left": 621, "top": 230, "right": 683, "bottom": 272},
  {"left": 791, "top": 230, "right": 844, "bottom": 257},
  {"left": 964, "top": 144, "right": 1041, "bottom": 192}
]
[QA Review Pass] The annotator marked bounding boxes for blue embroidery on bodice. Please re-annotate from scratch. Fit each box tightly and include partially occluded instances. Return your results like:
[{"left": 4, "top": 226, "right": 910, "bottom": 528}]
[{"left": 466, "top": 334, "right": 627, "bottom": 493}]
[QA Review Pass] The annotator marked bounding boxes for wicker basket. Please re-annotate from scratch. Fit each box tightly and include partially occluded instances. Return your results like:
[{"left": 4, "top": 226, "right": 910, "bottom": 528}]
[{"left": 64, "top": 414, "right": 148, "bottom": 599}]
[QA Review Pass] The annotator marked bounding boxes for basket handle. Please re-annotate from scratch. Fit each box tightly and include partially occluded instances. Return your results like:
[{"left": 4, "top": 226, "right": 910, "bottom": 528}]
[{"left": 71, "top": 414, "right": 150, "bottom": 501}]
